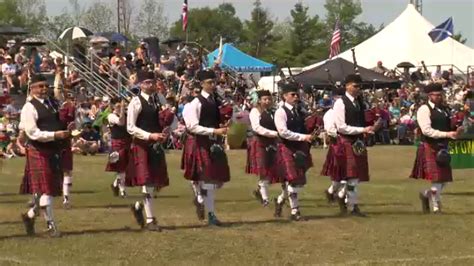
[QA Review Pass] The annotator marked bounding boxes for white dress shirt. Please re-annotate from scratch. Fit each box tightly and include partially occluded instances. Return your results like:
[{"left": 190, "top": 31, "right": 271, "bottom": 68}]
[
  {"left": 182, "top": 91, "right": 216, "bottom": 136},
  {"left": 274, "top": 102, "right": 307, "bottom": 141},
  {"left": 323, "top": 108, "right": 337, "bottom": 137},
  {"left": 417, "top": 101, "right": 449, "bottom": 139},
  {"left": 249, "top": 108, "right": 278, "bottom": 138},
  {"left": 108, "top": 112, "right": 125, "bottom": 126},
  {"left": 333, "top": 92, "right": 365, "bottom": 135},
  {"left": 20, "top": 97, "right": 56, "bottom": 142},
  {"left": 127, "top": 92, "right": 155, "bottom": 141}
]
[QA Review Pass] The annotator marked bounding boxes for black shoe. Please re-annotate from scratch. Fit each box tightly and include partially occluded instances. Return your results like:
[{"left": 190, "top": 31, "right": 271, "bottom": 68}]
[
  {"left": 111, "top": 184, "right": 119, "bottom": 197},
  {"left": 208, "top": 212, "right": 222, "bottom": 226},
  {"left": 130, "top": 202, "right": 145, "bottom": 228},
  {"left": 350, "top": 205, "right": 367, "bottom": 217},
  {"left": 325, "top": 190, "right": 335, "bottom": 204},
  {"left": 419, "top": 192, "right": 430, "bottom": 214},
  {"left": 21, "top": 213, "right": 35, "bottom": 236},
  {"left": 253, "top": 189, "right": 263, "bottom": 204},
  {"left": 262, "top": 199, "right": 270, "bottom": 207},
  {"left": 145, "top": 217, "right": 162, "bottom": 232},
  {"left": 290, "top": 209, "right": 304, "bottom": 221},
  {"left": 337, "top": 196, "right": 347, "bottom": 214},
  {"left": 46, "top": 221, "right": 61, "bottom": 238},
  {"left": 63, "top": 196, "right": 71, "bottom": 209},
  {"left": 193, "top": 198, "right": 205, "bottom": 221},
  {"left": 273, "top": 198, "right": 285, "bottom": 218}
]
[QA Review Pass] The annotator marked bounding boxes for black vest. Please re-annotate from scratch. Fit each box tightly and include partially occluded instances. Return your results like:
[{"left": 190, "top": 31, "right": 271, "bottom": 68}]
[
  {"left": 341, "top": 95, "right": 366, "bottom": 128},
  {"left": 29, "top": 98, "right": 63, "bottom": 150},
  {"left": 111, "top": 123, "right": 130, "bottom": 139},
  {"left": 282, "top": 105, "right": 306, "bottom": 134},
  {"left": 197, "top": 94, "right": 220, "bottom": 128},
  {"left": 259, "top": 109, "right": 277, "bottom": 132},
  {"left": 136, "top": 94, "right": 162, "bottom": 133},
  {"left": 421, "top": 103, "right": 451, "bottom": 143}
]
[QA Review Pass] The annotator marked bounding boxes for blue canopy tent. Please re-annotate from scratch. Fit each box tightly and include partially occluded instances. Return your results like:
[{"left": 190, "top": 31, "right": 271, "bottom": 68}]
[{"left": 207, "top": 43, "right": 274, "bottom": 72}]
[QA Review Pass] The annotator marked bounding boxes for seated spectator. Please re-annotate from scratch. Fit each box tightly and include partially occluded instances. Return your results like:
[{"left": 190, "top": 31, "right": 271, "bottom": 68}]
[
  {"left": 77, "top": 122, "right": 100, "bottom": 155},
  {"left": 39, "top": 57, "right": 53, "bottom": 72},
  {"left": 2, "top": 55, "right": 18, "bottom": 93}
]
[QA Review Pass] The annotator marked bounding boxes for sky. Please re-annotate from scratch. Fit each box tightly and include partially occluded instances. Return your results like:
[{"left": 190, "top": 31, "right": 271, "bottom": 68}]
[{"left": 44, "top": 0, "right": 474, "bottom": 47}]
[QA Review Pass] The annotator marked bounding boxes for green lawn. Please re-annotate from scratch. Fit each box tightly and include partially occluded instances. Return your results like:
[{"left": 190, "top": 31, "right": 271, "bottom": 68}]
[{"left": 0, "top": 146, "right": 473, "bottom": 265}]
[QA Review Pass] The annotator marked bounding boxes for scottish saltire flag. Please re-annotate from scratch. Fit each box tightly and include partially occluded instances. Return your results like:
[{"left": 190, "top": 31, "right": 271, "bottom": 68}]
[{"left": 428, "top": 17, "right": 453, "bottom": 43}]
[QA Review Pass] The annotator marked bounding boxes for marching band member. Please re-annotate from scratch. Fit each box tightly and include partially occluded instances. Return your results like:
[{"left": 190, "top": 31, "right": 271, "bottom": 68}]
[
  {"left": 246, "top": 90, "right": 280, "bottom": 207},
  {"left": 410, "top": 83, "right": 459, "bottom": 213},
  {"left": 182, "top": 69, "right": 231, "bottom": 226},
  {"left": 126, "top": 71, "right": 169, "bottom": 231},
  {"left": 274, "top": 82, "right": 313, "bottom": 221},
  {"left": 20, "top": 74, "right": 71, "bottom": 237}
]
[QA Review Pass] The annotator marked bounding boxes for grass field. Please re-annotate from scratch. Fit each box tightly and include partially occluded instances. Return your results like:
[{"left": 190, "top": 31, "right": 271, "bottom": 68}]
[{"left": 0, "top": 146, "right": 473, "bottom": 265}]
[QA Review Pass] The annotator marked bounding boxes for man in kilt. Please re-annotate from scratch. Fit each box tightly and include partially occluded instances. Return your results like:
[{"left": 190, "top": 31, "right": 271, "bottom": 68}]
[
  {"left": 410, "top": 83, "right": 459, "bottom": 213},
  {"left": 106, "top": 98, "right": 130, "bottom": 198},
  {"left": 246, "top": 90, "right": 280, "bottom": 207},
  {"left": 58, "top": 92, "right": 75, "bottom": 208},
  {"left": 126, "top": 71, "right": 169, "bottom": 231},
  {"left": 182, "top": 69, "right": 230, "bottom": 226},
  {"left": 320, "top": 87, "right": 346, "bottom": 204},
  {"left": 274, "top": 82, "right": 313, "bottom": 221},
  {"left": 333, "top": 74, "right": 375, "bottom": 216},
  {"left": 20, "top": 74, "right": 71, "bottom": 237}
]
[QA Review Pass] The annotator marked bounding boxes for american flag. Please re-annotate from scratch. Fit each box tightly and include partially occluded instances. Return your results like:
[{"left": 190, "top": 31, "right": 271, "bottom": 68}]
[
  {"left": 182, "top": 0, "right": 188, "bottom": 32},
  {"left": 329, "top": 20, "right": 341, "bottom": 59}
]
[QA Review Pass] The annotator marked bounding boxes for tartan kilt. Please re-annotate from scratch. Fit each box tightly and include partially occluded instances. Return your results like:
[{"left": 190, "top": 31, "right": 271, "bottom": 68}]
[
  {"left": 182, "top": 134, "right": 230, "bottom": 183},
  {"left": 180, "top": 135, "right": 187, "bottom": 170},
  {"left": 245, "top": 136, "right": 280, "bottom": 183},
  {"left": 333, "top": 136, "right": 370, "bottom": 182},
  {"left": 409, "top": 142, "right": 453, "bottom": 182},
  {"left": 19, "top": 145, "right": 63, "bottom": 196},
  {"left": 105, "top": 138, "right": 131, "bottom": 173},
  {"left": 320, "top": 143, "right": 343, "bottom": 181},
  {"left": 276, "top": 141, "right": 313, "bottom": 185},
  {"left": 125, "top": 139, "right": 169, "bottom": 188},
  {"left": 61, "top": 141, "right": 73, "bottom": 171}
]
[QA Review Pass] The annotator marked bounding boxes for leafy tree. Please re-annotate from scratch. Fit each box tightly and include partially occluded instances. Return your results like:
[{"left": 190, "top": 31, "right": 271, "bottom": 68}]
[
  {"left": 241, "top": 0, "right": 274, "bottom": 57},
  {"left": 134, "top": 0, "right": 169, "bottom": 40},
  {"left": 452, "top": 32, "right": 467, "bottom": 44},
  {"left": 0, "top": 0, "right": 47, "bottom": 34},
  {"left": 82, "top": 0, "right": 114, "bottom": 33}
]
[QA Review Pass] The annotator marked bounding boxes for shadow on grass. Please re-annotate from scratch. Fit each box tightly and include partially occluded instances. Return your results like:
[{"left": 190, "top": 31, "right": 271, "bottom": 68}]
[
  {"left": 0, "top": 193, "right": 18, "bottom": 197},
  {"left": 0, "top": 227, "right": 142, "bottom": 241},
  {"left": 444, "top": 191, "right": 474, "bottom": 197},
  {"left": 73, "top": 204, "right": 131, "bottom": 209},
  {"left": 126, "top": 195, "right": 180, "bottom": 200},
  {"left": 0, "top": 220, "right": 21, "bottom": 225},
  {"left": 0, "top": 200, "right": 28, "bottom": 204},
  {"left": 72, "top": 190, "right": 97, "bottom": 194}
]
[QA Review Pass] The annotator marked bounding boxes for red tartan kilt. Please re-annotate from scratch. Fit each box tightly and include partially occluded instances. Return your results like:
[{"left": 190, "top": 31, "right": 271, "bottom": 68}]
[
  {"left": 245, "top": 136, "right": 280, "bottom": 183},
  {"left": 410, "top": 142, "right": 453, "bottom": 182},
  {"left": 61, "top": 142, "right": 73, "bottom": 171},
  {"left": 125, "top": 139, "right": 169, "bottom": 188},
  {"left": 320, "top": 143, "right": 343, "bottom": 181},
  {"left": 333, "top": 136, "right": 370, "bottom": 182},
  {"left": 276, "top": 142, "right": 313, "bottom": 185},
  {"left": 182, "top": 134, "right": 230, "bottom": 183},
  {"left": 180, "top": 137, "right": 187, "bottom": 170},
  {"left": 106, "top": 138, "right": 131, "bottom": 172},
  {"left": 19, "top": 145, "right": 63, "bottom": 196}
]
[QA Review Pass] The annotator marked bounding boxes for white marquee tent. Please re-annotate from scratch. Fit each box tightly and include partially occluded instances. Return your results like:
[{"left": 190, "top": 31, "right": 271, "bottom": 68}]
[{"left": 304, "top": 4, "right": 474, "bottom": 73}]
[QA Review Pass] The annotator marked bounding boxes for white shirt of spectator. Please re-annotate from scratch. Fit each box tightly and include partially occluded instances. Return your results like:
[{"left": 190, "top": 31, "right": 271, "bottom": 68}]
[
  {"left": 249, "top": 108, "right": 278, "bottom": 138},
  {"left": 274, "top": 102, "right": 307, "bottom": 141},
  {"left": 108, "top": 112, "right": 126, "bottom": 126},
  {"left": 1, "top": 62, "right": 17, "bottom": 75},
  {"left": 416, "top": 100, "right": 450, "bottom": 139},
  {"left": 126, "top": 91, "right": 157, "bottom": 141},
  {"left": 20, "top": 97, "right": 56, "bottom": 142},
  {"left": 182, "top": 90, "right": 216, "bottom": 136},
  {"left": 333, "top": 92, "right": 366, "bottom": 135},
  {"left": 323, "top": 108, "right": 337, "bottom": 137}
]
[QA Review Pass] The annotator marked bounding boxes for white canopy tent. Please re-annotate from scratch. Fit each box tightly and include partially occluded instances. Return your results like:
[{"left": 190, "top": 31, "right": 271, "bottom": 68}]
[{"left": 304, "top": 4, "right": 474, "bottom": 73}]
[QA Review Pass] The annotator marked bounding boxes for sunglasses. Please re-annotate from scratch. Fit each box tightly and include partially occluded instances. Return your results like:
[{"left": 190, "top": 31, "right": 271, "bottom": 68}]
[
  {"left": 35, "top": 83, "right": 48, "bottom": 88},
  {"left": 430, "top": 93, "right": 443, "bottom": 97},
  {"left": 289, "top": 93, "right": 299, "bottom": 97},
  {"left": 352, "top": 84, "right": 361, "bottom": 88}
]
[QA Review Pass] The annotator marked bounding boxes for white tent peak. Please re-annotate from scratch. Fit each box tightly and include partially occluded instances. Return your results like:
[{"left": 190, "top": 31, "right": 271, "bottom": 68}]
[{"left": 304, "top": 4, "right": 474, "bottom": 73}]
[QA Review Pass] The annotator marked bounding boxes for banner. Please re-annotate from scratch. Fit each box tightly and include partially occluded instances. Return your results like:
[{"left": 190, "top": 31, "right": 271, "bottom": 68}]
[{"left": 448, "top": 139, "right": 474, "bottom": 169}]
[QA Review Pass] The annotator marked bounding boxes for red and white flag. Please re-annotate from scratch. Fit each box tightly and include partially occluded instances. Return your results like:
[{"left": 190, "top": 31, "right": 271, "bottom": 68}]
[
  {"left": 329, "top": 20, "right": 341, "bottom": 59},
  {"left": 182, "top": 0, "right": 188, "bottom": 32}
]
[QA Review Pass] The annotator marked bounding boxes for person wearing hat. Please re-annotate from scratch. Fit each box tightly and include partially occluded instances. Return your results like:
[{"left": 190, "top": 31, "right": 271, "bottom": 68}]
[
  {"left": 106, "top": 98, "right": 131, "bottom": 198},
  {"left": 181, "top": 69, "right": 230, "bottom": 226},
  {"left": 19, "top": 74, "right": 71, "bottom": 237},
  {"left": 321, "top": 86, "right": 347, "bottom": 204},
  {"left": 58, "top": 92, "right": 76, "bottom": 208},
  {"left": 332, "top": 74, "right": 375, "bottom": 217},
  {"left": 125, "top": 71, "right": 169, "bottom": 231},
  {"left": 273, "top": 82, "right": 313, "bottom": 221},
  {"left": 246, "top": 90, "right": 281, "bottom": 208},
  {"left": 410, "top": 83, "right": 459, "bottom": 213},
  {"left": 2, "top": 54, "right": 18, "bottom": 93}
]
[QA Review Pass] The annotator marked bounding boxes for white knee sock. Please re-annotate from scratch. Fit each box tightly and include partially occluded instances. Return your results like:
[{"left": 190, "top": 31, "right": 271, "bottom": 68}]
[
  {"left": 63, "top": 175, "right": 72, "bottom": 198},
  {"left": 430, "top": 183, "right": 444, "bottom": 211},
  {"left": 191, "top": 181, "right": 204, "bottom": 204},
  {"left": 116, "top": 172, "right": 126, "bottom": 193},
  {"left": 346, "top": 179, "right": 359, "bottom": 209},
  {"left": 337, "top": 180, "right": 347, "bottom": 199},
  {"left": 328, "top": 181, "right": 341, "bottom": 194},
  {"left": 141, "top": 186, "right": 155, "bottom": 223},
  {"left": 39, "top": 194, "right": 54, "bottom": 222},
  {"left": 203, "top": 188, "right": 215, "bottom": 214},
  {"left": 258, "top": 180, "right": 269, "bottom": 201}
]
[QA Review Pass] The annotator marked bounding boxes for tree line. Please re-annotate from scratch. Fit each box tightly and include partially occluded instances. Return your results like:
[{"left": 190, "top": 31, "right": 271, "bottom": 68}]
[{"left": 0, "top": 0, "right": 467, "bottom": 67}]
